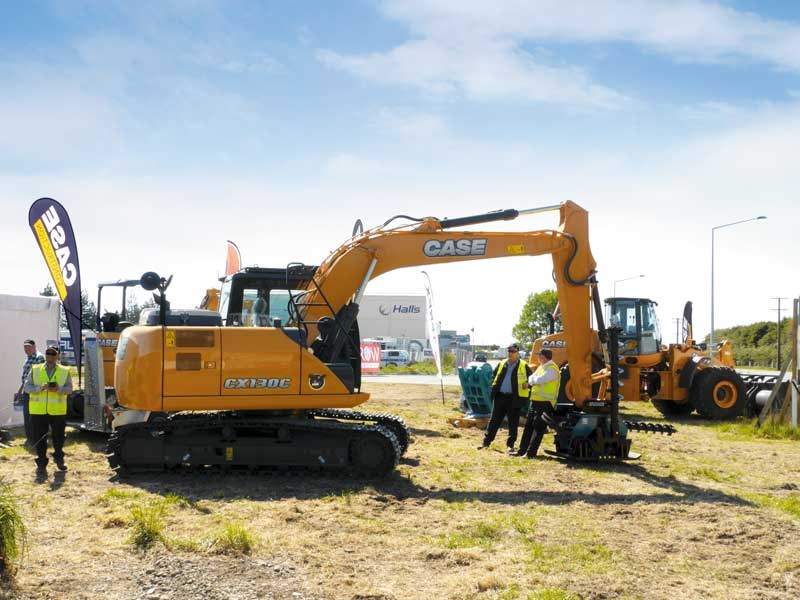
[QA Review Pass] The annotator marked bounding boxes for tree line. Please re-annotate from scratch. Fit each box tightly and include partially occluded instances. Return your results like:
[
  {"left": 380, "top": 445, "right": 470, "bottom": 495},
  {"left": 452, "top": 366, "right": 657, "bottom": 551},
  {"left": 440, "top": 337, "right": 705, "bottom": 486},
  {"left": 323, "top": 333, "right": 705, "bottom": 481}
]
[
  {"left": 40, "top": 283, "right": 155, "bottom": 330},
  {"left": 706, "top": 320, "right": 794, "bottom": 369}
]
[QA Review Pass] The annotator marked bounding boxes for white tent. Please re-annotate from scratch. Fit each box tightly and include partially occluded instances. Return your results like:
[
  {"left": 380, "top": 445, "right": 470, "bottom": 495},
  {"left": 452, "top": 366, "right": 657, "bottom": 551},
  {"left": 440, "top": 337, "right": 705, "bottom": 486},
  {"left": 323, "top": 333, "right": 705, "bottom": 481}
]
[{"left": 0, "top": 294, "right": 61, "bottom": 427}]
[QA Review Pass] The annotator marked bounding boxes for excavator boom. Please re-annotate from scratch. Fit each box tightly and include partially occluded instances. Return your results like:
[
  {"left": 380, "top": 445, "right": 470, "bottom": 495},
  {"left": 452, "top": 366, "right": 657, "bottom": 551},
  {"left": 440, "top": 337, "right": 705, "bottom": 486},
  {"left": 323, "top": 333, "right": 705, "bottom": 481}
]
[{"left": 300, "top": 200, "right": 597, "bottom": 406}]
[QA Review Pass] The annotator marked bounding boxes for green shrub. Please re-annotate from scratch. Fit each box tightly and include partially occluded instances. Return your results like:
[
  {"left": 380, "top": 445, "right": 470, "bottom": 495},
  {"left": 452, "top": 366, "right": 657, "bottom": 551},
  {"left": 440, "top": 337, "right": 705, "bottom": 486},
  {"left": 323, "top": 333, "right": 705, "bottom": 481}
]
[
  {"left": 0, "top": 479, "right": 27, "bottom": 579},
  {"left": 205, "top": 521, "right": 255, "bottom": 555},
  {"left": 380, "top": 358, "right": 448, "bottom": 375},
  {"left": 128, "top": 500, "right": 166, "bottom": 550}
]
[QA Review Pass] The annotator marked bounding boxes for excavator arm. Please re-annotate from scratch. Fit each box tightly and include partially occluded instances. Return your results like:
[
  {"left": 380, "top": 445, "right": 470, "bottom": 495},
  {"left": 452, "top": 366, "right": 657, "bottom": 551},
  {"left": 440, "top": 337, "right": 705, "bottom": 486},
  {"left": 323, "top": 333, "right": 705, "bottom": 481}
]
[{"left": 298, "top": 201, "right": 599, "bottom": 407}]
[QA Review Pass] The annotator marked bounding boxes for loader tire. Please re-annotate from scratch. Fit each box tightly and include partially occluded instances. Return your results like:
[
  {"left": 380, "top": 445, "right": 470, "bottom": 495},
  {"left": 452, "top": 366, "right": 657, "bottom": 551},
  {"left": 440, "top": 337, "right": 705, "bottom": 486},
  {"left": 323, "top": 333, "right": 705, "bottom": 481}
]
[
  {"left": 651, "top": 399, "right": 694, "bottom": 417},
  {"left": 690, "top": 367, "right": 747, "bottom": 420}
]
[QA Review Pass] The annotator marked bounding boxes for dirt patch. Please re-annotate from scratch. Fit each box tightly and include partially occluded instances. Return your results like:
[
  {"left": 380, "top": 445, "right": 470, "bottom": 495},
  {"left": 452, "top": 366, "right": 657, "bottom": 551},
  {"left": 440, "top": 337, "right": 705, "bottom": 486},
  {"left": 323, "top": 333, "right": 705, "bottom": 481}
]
[{"left": 1, "top": 382, "right": 799, "bottom": 600}]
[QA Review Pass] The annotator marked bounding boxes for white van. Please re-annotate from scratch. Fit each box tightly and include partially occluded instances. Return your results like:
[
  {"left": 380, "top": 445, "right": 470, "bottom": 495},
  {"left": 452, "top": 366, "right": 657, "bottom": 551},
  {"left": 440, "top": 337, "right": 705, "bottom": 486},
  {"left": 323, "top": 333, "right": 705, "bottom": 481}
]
[{"left": 381, "top": 349, "right": 410, "bottom": 367}]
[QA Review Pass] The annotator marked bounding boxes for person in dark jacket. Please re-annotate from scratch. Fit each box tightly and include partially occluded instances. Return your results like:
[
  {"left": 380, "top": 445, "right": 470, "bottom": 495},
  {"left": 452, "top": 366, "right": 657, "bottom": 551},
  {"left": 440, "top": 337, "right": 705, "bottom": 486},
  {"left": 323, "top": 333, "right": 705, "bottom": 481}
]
[{"left": 477, "top": 343, "right": 532, "bottom": 453}]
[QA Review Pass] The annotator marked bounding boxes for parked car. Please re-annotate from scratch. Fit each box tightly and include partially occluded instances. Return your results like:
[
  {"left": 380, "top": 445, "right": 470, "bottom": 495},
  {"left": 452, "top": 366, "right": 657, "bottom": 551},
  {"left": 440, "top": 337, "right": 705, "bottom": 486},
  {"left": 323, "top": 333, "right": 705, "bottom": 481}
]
[{"left": 381, "top": 349, "right": 410, "bottom": 367}]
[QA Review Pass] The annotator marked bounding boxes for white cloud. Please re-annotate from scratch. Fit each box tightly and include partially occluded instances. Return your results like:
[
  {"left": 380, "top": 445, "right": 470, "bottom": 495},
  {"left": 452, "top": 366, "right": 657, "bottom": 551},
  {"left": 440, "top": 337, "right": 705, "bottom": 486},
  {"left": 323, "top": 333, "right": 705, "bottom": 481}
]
[
  {"left": 679, "top": 100, "right": 742, "bottom": 121},
  {"left": 3, "top": 96, "right": 798, "bottom": 346},
  {"left": 370, "top": 107, "right": 446, "bottom": 139},
  {"left": 318, "top": 1, "right": 800, "bottom": 109},
  {"left": 323, "top": 153, "right": 406, "bottom": 177},
  {"left": 318, "top": 38, "right": 629, "bottom": 110},
  {"left": 382, "top": 0, "right": 800, "bottom": 70}
]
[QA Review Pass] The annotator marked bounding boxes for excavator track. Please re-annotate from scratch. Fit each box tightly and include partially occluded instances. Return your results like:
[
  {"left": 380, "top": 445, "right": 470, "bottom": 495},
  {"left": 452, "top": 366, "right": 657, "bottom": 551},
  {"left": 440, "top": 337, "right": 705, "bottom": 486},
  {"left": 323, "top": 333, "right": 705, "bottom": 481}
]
[
  {"left": 307, "top": 408, "right": 410, "bottom": 455},
  {"left": 106, "top": 411, "right": 402, "bottom": 477}
]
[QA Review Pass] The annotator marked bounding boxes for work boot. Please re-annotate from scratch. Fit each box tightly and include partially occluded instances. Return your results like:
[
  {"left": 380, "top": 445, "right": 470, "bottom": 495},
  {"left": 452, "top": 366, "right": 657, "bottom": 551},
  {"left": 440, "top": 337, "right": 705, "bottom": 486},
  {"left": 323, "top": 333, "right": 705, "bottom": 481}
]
[
  {"left": 35, "top": 465, "right": 47, "bottom": 482},
  {"left": 56, "top": 461, "right": 68, "bottom": 472},
  {"left": 525, "top": 434, "right": 543, "bottom": 458}
]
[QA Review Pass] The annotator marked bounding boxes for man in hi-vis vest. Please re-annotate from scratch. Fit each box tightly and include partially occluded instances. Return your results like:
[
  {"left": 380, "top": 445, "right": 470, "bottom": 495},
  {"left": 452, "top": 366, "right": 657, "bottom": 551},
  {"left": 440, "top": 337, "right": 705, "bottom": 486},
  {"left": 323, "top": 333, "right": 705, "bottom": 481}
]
[
  {"left": 516, "top": 348, "right": 561, "bottom": 458},
  {"left": 478, "top": 343, "right": 532, "bottom": 453},
  {"left": 23, "top": 345, "right": 73, "bottom": 477}
]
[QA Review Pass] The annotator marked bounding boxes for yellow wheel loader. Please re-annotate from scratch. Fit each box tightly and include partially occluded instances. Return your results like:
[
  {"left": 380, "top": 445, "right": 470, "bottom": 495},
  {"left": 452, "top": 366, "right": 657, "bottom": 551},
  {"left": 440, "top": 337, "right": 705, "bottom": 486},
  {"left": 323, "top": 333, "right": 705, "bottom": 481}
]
[
  {"left": 532, "top": 298, "right": 749, "bottom": 420},
  {"left": 605, "top": 298, "right": 746, "bottom": 419}
]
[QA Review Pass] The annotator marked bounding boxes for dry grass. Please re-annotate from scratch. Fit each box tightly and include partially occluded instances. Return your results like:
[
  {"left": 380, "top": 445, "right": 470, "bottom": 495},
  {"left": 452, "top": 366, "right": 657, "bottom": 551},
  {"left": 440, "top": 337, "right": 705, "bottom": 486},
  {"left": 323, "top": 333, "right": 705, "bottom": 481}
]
[{"left": 0, "top": 382, "right": 799, "bottom": 599}]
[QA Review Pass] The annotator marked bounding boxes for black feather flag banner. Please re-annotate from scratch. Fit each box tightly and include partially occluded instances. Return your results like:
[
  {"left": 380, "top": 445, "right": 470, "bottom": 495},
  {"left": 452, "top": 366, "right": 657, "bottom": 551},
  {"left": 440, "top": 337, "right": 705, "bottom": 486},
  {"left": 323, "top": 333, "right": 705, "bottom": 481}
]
[{"left": 28, "top": 198, "right": 82, "bottom": 372}]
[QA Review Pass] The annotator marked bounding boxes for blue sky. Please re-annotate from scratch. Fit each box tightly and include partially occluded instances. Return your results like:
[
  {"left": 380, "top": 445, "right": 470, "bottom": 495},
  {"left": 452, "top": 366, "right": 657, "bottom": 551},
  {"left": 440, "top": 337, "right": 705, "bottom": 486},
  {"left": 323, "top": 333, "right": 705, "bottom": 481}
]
[{"left": 1, "top": 0, "right": 798, "bottom": 347}]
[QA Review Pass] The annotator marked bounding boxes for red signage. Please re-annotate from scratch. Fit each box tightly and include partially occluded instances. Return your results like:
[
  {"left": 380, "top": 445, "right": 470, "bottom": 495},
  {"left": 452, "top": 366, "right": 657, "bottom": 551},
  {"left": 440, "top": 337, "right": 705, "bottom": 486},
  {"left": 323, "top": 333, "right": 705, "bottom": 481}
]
[{"left": 361, "top": 342, "right": 381, "bottom": 373}]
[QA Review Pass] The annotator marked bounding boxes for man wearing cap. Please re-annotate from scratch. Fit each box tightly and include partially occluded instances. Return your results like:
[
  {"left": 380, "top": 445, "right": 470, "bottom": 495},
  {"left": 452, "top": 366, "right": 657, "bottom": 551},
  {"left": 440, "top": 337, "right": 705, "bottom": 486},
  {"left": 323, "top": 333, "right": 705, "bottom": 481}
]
[
  {"left": 478, "top": 343, "right": 532, "bottom": 452},
  {"left": 516, "top": 348, "right": 562, "bottom": 458},
  {"left": 18, "top": 339, "right": 45, "bottom": 445},
  {"left": 23, "top": 345, "right": 73, "bottom": 477}
]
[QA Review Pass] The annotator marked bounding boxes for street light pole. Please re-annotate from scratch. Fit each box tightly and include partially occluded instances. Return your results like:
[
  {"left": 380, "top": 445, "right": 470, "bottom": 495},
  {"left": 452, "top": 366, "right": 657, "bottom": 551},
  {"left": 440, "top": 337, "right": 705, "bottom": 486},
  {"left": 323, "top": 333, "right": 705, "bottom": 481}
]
[
  {"left": 613, "top": 274, "right": 645, "bottom": 297},
  {"left": 672, "top": 317, "right": 681, "bottom": 344},
  {"left": 772, "top": 297, "right": 788, "bottom": 369},
  {"left": 710, "top": 215, "right": 767, "bottom": 356}
]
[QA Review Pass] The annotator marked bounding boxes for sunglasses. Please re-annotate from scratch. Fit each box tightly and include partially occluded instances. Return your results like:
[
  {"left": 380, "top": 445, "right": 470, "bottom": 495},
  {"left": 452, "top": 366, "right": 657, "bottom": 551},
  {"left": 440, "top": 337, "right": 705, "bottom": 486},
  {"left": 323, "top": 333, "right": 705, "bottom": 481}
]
[{"left": 45, "top": 352, "right": 58, "bottom": 356}]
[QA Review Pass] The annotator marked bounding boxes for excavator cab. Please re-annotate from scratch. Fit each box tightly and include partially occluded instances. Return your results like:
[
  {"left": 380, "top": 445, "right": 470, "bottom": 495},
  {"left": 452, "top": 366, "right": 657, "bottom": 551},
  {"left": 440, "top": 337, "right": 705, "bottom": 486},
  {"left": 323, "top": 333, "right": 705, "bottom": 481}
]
[
  {"left": 605, "top": 298, "right": 662, "bottom": 356},
  {"left": 217, "top": 266, "right": 316, "bottom": 327}
]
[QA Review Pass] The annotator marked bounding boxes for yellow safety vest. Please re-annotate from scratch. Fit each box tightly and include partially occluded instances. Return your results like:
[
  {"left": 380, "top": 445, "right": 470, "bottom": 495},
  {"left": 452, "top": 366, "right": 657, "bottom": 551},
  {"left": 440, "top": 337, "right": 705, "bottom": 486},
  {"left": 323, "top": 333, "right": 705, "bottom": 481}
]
[
  {"left": 29, "top": 364, "right": 68, "bottom": 416},
  {"left": 530, "top": 361, "right": 561, "bottom": 405},
  {"left": 492, "top": 358, "right": 530, "bottom": 399}
]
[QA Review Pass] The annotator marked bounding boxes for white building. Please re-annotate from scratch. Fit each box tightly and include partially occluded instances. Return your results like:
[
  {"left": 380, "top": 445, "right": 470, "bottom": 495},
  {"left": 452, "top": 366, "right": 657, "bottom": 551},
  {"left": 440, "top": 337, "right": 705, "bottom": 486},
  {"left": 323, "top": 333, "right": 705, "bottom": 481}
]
[
  {"left": 359, "top": 295, "right": 427, "bottom": 343},
  {"left": 0, "top": 294, "right": 61, "bottom": 426}
]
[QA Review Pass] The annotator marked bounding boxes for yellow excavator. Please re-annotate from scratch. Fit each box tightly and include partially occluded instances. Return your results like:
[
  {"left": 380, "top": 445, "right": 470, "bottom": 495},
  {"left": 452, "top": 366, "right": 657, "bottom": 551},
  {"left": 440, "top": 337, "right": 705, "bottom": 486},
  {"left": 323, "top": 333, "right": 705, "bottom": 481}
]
[{"left": 107, "top": 201, "right": 671, "bottom": 475}]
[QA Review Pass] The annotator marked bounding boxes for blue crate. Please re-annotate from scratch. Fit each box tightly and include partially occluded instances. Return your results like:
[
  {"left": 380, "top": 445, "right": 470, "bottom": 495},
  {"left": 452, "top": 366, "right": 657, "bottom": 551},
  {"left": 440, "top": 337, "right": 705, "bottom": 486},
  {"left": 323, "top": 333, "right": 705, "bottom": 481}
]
[
  {"left": 457, "top": 361, "right": 532, "bottom": 417},
  {"left": 457, "top": 361, "right": 494, "bottom": 416}
]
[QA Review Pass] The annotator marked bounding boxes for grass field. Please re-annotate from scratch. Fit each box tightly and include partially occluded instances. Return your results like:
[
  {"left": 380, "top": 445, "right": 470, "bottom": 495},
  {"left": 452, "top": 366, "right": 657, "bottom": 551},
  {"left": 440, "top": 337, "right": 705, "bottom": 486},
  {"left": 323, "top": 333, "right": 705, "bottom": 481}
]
[{"left": 1, "top": 382, "right": 799, "bottom": 600}]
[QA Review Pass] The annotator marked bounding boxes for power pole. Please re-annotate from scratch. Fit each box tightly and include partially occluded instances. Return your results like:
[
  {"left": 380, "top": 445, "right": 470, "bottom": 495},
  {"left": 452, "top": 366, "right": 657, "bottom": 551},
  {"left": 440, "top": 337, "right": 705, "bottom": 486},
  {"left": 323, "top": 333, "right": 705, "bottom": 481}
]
[
  {"left": 772, "top": 297, "right": 788, "bottom": 369},
  {"left": 672, "top": 317, "right": 681, "bottom": 344}
]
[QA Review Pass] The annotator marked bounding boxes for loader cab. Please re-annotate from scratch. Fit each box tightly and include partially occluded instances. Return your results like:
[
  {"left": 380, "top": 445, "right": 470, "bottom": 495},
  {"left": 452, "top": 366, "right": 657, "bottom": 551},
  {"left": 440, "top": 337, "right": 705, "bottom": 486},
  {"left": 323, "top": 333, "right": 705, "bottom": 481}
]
[
  {"left": 96, "top": 279, "right": 142, "bottom": 333},
  {"left": 605, "top": 297, "right": 662, "bottom": 356},
  {"left": 217, "top": 266, "right": 317, "bottom": 328}
]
